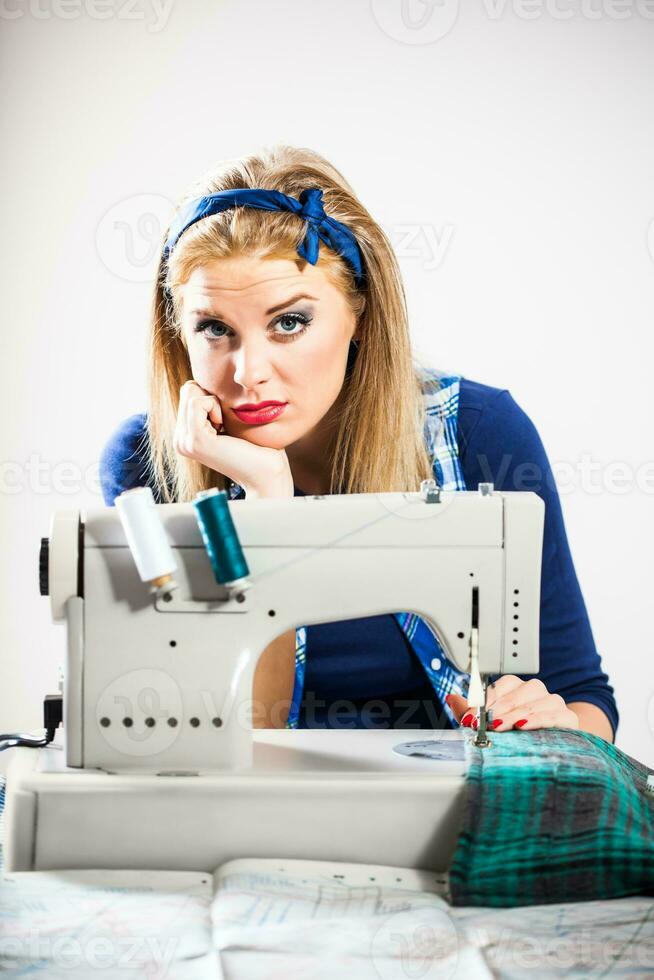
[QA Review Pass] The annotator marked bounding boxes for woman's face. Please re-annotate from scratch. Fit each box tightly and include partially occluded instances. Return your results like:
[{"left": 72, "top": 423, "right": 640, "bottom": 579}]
[{"left": 178, "top": 255, "right": 358, "bottom": 452}]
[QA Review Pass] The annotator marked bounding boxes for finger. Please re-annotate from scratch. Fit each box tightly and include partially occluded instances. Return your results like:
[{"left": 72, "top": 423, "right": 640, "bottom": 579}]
[
  {"left": 446, "top": 695, "right": 477, "bottom": 729},
  {"left": 179, "top": 379, "right": 215, "bottom": 417},
  {"left": 182, "top": 381, "right": 223, "bottom": 423},
  {"left": 190, "top": 385, "right": 224, "bottom": 433},
  {"left": 492, "top": 693, "right": 573, "bottom": 731},
  {"left": 444, "top": 693, "right": 469, "bottom": 724},
  {"left": 174, "top": 387, "right": 221, "bottom": 460},
  {"left": 177, "top": 380, "right": 206, "bottom": 434},
  {"left": 186, "top": 389, "right": 223, "bottom": 433},
  {"left": 487, "top": 677, "right": 548, "bottom": 717},
  {"left": 178, "top": 378, "right": 207, "bottom": 410},
  {"left": 508, "top": 706, "right": 580, "bottom": 731},
  {"left": 187, "top": 392, "right": 222, "bottom": 435},
  {"left": 174, "top": 383, "right": 195, "bottom": 448},
  {"left": 176, "top": 380, "right": 194, "bottom": 425},
  {"left": 207, "top": 397, "right": 224, "bottom": 430},
  {"left": 485, "top": 674, "right": 524, "bottom": 710}
]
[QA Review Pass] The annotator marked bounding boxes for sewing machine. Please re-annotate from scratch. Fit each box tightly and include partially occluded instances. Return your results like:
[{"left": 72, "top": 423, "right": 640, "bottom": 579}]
[{"left": 4, "top": 482, "right": 544, "bottom": 872}]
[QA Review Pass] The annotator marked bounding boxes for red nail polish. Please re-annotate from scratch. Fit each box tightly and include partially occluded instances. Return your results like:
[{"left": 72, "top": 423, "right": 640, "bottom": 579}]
[
  {"left": 461, "top": 713, "right": 473, "bottom": 727},
  {"left": 514, "top": 719, "right": 528, "bottom": 728},
  {"left": 491, "top": 719, "right": 503, "bottom": 730},
  {"left": 472, "top": 717, "right": 478, "bottom": 730},
  {"left": 445, "top": 694, "right": 454, "bottom": 705}
]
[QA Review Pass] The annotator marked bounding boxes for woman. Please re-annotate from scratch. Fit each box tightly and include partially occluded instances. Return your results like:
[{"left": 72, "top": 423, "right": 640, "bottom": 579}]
[{"left": 100, "top": 144, "right": 617, "bottom": 741}]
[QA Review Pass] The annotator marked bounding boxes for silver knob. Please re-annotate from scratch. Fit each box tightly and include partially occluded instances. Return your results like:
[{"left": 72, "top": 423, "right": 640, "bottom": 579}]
[{"left": 420, "top": 479, "right": 441, "bottom": 503}]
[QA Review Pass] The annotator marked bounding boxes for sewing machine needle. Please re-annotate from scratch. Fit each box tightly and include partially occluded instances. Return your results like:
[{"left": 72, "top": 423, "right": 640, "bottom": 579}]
[{"left": 473, "top": 677, "right": 492, "bottom": 748}]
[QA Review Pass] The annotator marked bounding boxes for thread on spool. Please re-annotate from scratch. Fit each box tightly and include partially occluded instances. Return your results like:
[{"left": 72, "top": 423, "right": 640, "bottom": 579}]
[
  {"left": 193, "top": 488, "right": 250, "bottom": 588},
  {"left": 115, "top": 487, "right": 178, "bottom": 594}
]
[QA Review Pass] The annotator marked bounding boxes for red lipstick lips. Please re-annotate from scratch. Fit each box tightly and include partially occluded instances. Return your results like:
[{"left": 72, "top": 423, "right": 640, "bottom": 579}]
[{"left": 232, "top": 401, "right": 288, "bottom": 425}]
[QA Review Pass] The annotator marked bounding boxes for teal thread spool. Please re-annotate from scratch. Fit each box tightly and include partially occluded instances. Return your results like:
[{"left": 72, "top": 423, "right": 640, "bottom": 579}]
[{"left": 193, "top": 489, "right": 250, "bottom": 591}]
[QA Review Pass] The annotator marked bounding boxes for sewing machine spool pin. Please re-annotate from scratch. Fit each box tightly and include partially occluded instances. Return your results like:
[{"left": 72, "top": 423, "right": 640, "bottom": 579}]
[{"left": 150, "top": 573, "right": 179, "bottom": 600}]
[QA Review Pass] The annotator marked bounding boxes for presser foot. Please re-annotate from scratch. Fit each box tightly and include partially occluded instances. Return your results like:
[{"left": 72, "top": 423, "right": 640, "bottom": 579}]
[{"left": 472, "top": 704, "right": 492, "bottom": 749}]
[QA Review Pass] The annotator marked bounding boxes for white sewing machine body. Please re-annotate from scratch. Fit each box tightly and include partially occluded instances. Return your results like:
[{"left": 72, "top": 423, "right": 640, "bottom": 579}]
[{"left": 5, "top": 487, "right": 544, "bottom": 872}]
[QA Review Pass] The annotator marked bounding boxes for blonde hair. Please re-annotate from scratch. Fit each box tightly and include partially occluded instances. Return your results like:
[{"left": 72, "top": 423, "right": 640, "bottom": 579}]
[{"left": 145, "top": 144, "right": 435, "bottom": 502}]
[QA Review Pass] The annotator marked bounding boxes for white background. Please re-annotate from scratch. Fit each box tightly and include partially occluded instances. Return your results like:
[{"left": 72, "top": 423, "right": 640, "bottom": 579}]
[{"left": 1, "top": 0, "right": 653, "bottom": 772}]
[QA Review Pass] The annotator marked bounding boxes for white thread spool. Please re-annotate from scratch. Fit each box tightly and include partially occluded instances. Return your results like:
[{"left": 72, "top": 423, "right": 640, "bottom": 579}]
[{"left": 115, "top": 487, "right": 178, "bottom": 594}]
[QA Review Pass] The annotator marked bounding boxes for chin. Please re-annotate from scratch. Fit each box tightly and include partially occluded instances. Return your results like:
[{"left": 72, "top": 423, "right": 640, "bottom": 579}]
[{"left": 238, "top": 428, "right": 291, "bottom": 451}]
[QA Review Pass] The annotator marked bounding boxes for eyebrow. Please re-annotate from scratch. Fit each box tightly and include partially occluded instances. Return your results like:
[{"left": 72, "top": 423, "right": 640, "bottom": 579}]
[{"left": 190, "top": 293, "right": 319, "bottom": 319}]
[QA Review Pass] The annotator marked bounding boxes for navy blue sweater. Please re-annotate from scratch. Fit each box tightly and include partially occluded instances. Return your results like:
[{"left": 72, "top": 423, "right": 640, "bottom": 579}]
[{"left": 99, "top": 377, "right": 619, "bottom": 736}]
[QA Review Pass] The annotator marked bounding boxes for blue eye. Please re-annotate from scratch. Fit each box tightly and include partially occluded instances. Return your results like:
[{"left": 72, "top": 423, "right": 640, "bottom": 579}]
[
  {"left": 274, "top": 313, "right": 312, "bottom": 338},
  {"left": 197, "top": 321, "right": 228, "bottom": 339},
  {"left": 194, "top": 312, "right": 312, "bottom": 343}
]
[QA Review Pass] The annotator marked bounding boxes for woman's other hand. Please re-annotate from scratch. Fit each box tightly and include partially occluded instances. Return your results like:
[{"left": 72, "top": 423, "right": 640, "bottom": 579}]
[
  {"left": 173, "top": 380, "right": 294, "bottom": 498},
  {"left": 445, "top": 676, "right": 580, "bottom": 732}
]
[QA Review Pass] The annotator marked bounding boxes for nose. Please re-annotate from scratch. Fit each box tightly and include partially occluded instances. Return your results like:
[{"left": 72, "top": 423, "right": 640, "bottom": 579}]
[{"left": 231, "top": 337, "right": 273, "bottom": 391}]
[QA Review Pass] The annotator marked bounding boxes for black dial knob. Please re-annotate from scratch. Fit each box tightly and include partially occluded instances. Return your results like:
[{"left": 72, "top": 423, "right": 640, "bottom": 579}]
[{"left": 39, "top": 537, "right": 49, "bottom": 596}]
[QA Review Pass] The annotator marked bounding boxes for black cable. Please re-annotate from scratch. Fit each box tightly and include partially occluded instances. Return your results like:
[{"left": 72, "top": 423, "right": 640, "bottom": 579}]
[
  {"left": 0, "top": 730, "right": 56, "bottom": 752},
  {"left": 0, "top": 695, "right": 62, "bottom": 753}
]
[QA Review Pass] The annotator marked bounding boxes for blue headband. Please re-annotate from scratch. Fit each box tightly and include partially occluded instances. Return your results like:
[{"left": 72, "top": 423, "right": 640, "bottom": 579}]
[{"left": 162, "top": 186, "right": 366, "bottom": 289}]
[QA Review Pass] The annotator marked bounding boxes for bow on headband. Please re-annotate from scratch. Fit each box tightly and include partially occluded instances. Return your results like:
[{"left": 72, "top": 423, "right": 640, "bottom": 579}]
[{"left": 163, "top": 186, "right": 366, "bottom": 288}]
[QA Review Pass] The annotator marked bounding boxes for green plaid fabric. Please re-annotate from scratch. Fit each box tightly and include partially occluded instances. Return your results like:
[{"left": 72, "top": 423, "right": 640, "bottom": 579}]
[{"left": 449, "top": 729, "right": 654, "bottom": 908}]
